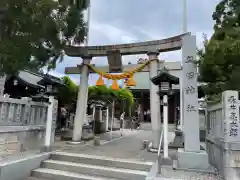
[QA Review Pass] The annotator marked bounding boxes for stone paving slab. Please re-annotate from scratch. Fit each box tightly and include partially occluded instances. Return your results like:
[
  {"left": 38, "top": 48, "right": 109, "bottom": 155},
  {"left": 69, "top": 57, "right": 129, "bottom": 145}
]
[
  {"left": 53, "top": 128, "right": 179, "bottom": 162},
  {"left": 53, "top": 130, "right": 150, "bottom": 161},
  {"left": 79, "top": 130, "right": 151, "bottom": 160},
  {"left": 52, "top": 129, "right": 139, "bottom": 153}
]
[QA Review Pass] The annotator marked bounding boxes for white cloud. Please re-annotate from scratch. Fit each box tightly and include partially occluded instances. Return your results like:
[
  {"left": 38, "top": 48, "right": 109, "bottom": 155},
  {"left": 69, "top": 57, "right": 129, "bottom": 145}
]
[
  {"left": 91, "top": 22, "right": 137, "bottom": 44},
  {"left": 52, "top": 0, "right": 219, "bottom": 84}
]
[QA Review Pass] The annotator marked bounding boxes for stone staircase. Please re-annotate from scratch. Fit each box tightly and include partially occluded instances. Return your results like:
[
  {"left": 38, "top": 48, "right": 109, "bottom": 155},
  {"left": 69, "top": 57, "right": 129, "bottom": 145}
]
[{"left": 29, "top": 151, "right": 154, "bottom": 180}]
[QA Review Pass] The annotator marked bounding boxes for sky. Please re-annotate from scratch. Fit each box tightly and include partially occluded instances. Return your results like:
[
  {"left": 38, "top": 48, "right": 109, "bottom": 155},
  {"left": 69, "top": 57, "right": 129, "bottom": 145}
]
[{"left": 45, "top": 0, "right": 220, "bottom": 85}]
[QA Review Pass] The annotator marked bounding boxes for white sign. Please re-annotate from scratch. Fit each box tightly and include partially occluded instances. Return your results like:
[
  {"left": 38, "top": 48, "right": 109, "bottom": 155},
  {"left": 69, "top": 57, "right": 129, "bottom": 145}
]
[{"left": 160, "top": 82, "right": 170, "bottom": 91}]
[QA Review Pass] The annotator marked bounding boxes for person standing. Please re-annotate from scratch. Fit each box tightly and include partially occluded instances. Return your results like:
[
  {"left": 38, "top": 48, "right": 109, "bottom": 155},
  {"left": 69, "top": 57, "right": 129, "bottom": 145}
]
[{"left": 147, "top": 109, "right": 151, "bottom": 122}]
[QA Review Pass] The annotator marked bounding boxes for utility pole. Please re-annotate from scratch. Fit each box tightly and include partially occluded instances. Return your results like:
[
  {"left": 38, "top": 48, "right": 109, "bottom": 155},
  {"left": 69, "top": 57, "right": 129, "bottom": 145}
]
[
  {"left": 183, "top": 0, "right": 187, "bottom": 33},
  {"left": 83, "top": 0, "right": 91, "bottom": 125},
  {"left": 85, "top": 0, "right": 91, "bottom": 45}
]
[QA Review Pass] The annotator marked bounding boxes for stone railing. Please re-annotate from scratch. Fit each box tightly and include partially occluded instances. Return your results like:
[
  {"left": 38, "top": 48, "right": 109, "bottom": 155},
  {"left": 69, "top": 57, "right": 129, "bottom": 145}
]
[
  {"left": 0, "top": 97, "right": 48, "bottom": 126},
  {"left": 207, "top": 101, "right": 223, "bottom": 139},
  {"left": 0, "top": 96, "right": 58, "bottom": 158},
  {"left": 206, "top": 91, "right": 240, "bottom": 179}
]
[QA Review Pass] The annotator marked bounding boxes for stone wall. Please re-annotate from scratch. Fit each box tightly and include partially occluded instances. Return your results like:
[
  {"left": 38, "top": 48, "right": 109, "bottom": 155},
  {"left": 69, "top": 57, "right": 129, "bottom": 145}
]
[
  {"left": 0, "top": 97, "right": 48, "bottom": 126},
  {"left": 206, "top": 91, "right": 240, "bottom": 179},
  {"left": 206, "top": 137, "right": 240, "bottom": 178},
  {"left": 0, "top": 96, "right": 55, "bottom": 159},
  {"left": 0, "top": 126, "right": 45, "bottom": 158}
]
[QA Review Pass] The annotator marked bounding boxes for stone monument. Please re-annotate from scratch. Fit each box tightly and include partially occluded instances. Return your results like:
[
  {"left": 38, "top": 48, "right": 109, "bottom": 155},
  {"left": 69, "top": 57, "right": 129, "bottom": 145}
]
[{"left": 177, "top": 35, "right": 209, "bottom": 170}]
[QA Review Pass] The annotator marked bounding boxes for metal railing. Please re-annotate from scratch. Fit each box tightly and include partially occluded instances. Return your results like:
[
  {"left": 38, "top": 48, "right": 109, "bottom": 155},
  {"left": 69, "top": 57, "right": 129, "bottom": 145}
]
[{"left": 157, "top": 128, "right": 164, "bottom": 173}]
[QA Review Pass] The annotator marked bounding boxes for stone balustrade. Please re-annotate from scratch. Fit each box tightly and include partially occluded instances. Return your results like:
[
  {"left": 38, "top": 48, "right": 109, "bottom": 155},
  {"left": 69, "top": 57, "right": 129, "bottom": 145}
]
[
  {"left": 206, "top": 91, "right": 240, "bottom": 179},
  {"left": 0, "top": 97, "right": 48, "bottom": 126},
  {"left": 0, "top": 96, "right": 57, "bottom": 158}
]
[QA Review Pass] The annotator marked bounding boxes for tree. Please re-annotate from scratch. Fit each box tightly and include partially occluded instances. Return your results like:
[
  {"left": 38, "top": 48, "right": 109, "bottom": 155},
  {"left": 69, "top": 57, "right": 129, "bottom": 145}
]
[
  {"left": 198, "top": 0, "right": 240, "bottom": 98},
  {"left": 88, "top": 85, "right": 135, "bottom": 106},
  {"left": 57, "top": 76, "right": 78, "bottom": 106},
  {"left": 0, "top": 0, "right": 88, "bottom": 75}
]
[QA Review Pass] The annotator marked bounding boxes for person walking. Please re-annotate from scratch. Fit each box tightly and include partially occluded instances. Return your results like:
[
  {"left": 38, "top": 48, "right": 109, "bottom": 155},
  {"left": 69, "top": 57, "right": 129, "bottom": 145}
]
[{"left": 120, "top": 112, "right": 125, "bottom": 135}]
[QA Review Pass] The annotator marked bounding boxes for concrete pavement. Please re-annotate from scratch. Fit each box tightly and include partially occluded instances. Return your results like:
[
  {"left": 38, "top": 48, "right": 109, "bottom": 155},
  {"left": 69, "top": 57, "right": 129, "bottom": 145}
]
[
  {"left": 52, "top": 123, "right": 222, "bottom": 180},
  {"left": 54, "top": 129, "right": 153, "bottom": 161},
  {"left": 25, "top": 123, "right": 222, "bottom": 180}
]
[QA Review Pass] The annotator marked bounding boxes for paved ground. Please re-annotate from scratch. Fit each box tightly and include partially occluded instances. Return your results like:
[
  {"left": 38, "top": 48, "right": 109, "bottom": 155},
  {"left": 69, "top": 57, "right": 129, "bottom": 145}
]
[
  {"left": 52, "top": 123, "right": 222, "bottom": 180},
  {"left": 52, "top": 123, "right": 175, "bottom": 161},
  {"left": 53, "top": 129, "right": 154, "bottom": 161},
  {"left": 4, "top": 123, "right": 222, "bottom": 180}
]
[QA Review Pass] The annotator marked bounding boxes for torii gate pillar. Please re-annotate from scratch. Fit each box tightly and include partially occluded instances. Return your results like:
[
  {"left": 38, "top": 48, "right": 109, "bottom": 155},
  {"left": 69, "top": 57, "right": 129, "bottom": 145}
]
[
  {"left": 71, "top": 56, "right": 92, "bottom": 143},
  {"left": 147, "top": 51, "right": 161, "bottom": 149}
]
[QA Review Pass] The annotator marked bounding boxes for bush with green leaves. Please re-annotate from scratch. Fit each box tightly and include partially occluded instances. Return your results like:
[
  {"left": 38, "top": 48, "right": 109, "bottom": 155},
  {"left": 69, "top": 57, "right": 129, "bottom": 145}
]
[{"left": 88, "top": 85, "right": 134, "bottom": 106}]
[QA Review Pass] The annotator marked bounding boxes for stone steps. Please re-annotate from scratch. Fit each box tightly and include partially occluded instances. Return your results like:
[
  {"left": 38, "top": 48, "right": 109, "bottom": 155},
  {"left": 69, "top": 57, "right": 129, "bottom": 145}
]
[
  {"left": 50, "top": 151, "right": 153, "bottom": 171},
  {"left": 32, "top": 168, "right": 119, "bottom": 180},
  {"left": 30, "top": 151, "right": 153, "bottom": 180}
]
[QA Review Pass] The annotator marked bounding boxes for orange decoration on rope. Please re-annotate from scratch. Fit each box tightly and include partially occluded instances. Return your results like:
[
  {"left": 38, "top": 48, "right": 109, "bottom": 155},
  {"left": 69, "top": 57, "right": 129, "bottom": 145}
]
[
  {"left": 112, "top": 80, "right": 120, "bottom": 90},
  {"left": 89, "top": 58, "right": 158, "bottom": 89},
  {"left": 96, "top": 75, "right": 104, "bottom": 86},
  {"left": 126, "top": 77, "right": 136, "bottom": 87}
]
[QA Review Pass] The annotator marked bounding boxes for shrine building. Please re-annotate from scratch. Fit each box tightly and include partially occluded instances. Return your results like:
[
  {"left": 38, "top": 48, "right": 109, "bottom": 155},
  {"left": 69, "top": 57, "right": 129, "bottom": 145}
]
[{"left": 129, "top": 60, "right": 204, "bottom": 125}]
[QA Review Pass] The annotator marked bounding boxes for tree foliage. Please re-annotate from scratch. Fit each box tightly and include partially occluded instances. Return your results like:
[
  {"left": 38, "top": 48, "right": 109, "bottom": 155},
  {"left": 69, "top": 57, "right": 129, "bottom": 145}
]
[
  {"left": 57, "top": 76, "right": 78, "bottom": 106},
  {"left": 0, "top": 0, "right": 88, "bottom": 75},
  {"left": 198, "top": 0, "right": 240, "bottom": 97},
  {"left": 88, "top": 85, "right": 135, "bottom": 106},
  {"left": 57, "top": 80, "right": 135, "bottom": 108}
]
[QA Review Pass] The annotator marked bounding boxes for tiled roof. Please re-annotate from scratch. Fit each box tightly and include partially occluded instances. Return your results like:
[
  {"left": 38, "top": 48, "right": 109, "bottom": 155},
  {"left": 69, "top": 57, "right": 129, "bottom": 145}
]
[{"left": 16, "top": 70, "right": 63, "bottom": 88}]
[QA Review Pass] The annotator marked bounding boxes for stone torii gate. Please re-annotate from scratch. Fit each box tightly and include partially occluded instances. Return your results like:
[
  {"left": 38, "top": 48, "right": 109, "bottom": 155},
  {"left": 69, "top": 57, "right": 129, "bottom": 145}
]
[{"left": 64, "top": 33, "right": 208, "bottom": 169}]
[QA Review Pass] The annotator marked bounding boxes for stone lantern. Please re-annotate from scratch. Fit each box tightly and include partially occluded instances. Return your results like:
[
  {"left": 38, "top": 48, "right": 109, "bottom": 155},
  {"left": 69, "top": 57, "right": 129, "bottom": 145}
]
[{"left": 151, "top": 67, "right": 179, "bottom": 159}]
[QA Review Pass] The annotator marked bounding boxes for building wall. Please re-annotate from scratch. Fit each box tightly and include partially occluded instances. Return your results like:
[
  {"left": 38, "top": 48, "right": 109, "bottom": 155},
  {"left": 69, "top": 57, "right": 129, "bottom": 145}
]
[
  {"left": 131, "top": 61, "right": 205, "bottom": 126},
  {"left": 131, "top": 61, "right": 182, "bottom": 90}
]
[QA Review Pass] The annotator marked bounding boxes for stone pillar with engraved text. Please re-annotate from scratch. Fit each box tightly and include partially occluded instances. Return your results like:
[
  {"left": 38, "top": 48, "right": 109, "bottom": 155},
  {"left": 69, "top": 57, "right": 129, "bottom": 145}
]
[
  {"left": 182, "top": 35, "right": 200, "bottom": 152},
  {"left": 177, "top": 35, "right": 209, "bottom": 170}
]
